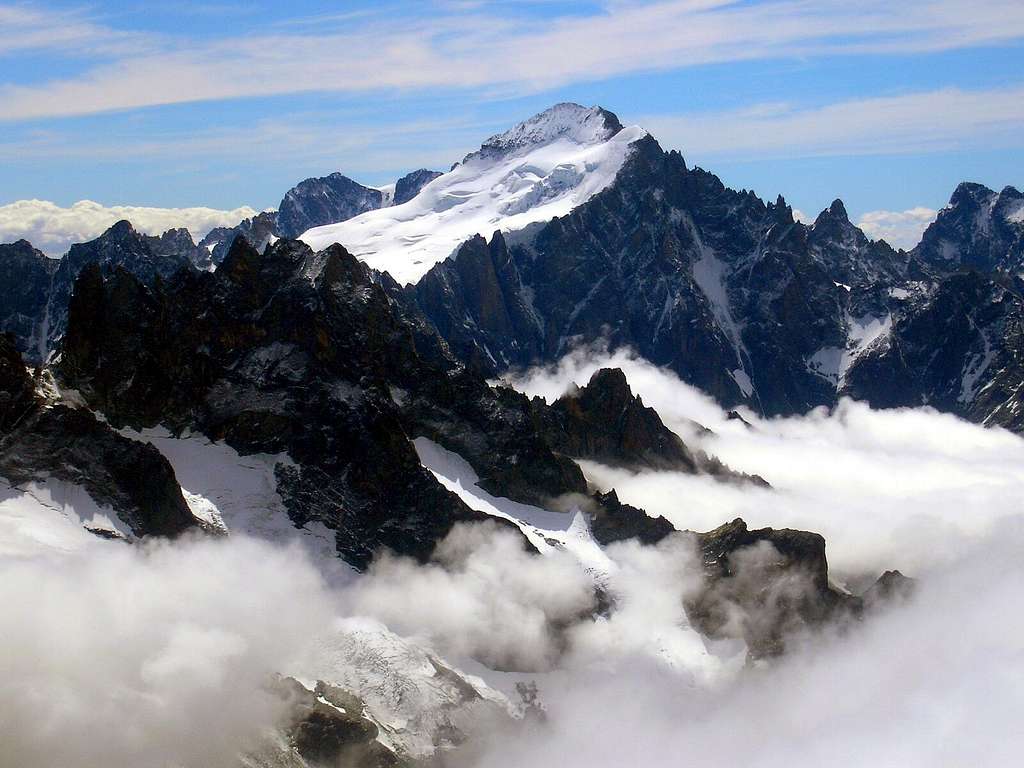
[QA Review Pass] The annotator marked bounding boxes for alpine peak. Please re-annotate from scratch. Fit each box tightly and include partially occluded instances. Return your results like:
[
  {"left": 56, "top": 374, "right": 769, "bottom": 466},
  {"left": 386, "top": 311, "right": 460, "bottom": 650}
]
[{"left": 465, "top": 103, "right": 626, "bottom": 164}]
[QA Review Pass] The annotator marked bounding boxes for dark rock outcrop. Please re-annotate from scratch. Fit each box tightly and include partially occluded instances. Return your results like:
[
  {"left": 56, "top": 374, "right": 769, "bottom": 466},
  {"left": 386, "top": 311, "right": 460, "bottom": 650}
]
[
  {"left": 0, "top": 241, "right": 57, "bottom": 359},
  {"left": 587, "top": 488, "right": 675, "bottom": 546},
  {"left": 0, "top": 405, "right": 200, "bottom": 538},
  {"left": 394, "top": 169, "right": 442, "bottom": 205},
  {"left": 685, "top": 518, "right": 860, "bottom": 658},
  {"left": 915, "top": 183, "right": 1024, "bottom": 273},
  {"left": 199, "top": 210, "right": 280, "bottom": 267},
  {"left": 0, "top": 332, "right": 37, "bottom": 431},
  {"left": 0, "top": 333, "right": 199, "bottom": 538},
  {"left": 53, "top": 238, "right": 600, "bottom": 566},
  {"left": 863, "top": 569, "right": 915, "bottom": 607},
  {"left": 531, "top": 367, "right": 765, "bottom": 487},
  {"left": 268, "top": 677, "right": 399, "bottom": 768},
  {"left": 277, "top": 173, "right": 384, "bottom": 238},
  {"left": 842, "top": 270, "right": 1024, "bottom": 430},
  {"left": 535, "top": 367, "right": 701, "bottom": 471}
]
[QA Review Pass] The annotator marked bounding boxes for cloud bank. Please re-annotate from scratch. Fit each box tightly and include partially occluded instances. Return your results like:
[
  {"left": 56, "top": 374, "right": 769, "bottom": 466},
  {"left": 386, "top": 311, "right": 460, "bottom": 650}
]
[
  {"left": 856, "top": 207, "right": 937, "bottom": 249},
  {"left": 460, "top": 519, "right": 1024, "bottom": 768},
  {"left": 0, "top": 199, "right": 257, "bottom": 256},
  {"left": 506, "top": 346, "right": 1024, "bottom": 577},
  {"left": 0, "top": 535, "right": 333, "bottom": 768},
  {"left": 4, "top": 344, "right": 1024, "bottom": 766}
]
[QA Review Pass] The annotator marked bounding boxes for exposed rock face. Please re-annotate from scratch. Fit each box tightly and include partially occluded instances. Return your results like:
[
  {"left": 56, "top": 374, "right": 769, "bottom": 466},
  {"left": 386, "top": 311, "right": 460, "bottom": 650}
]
[
  {"left": 842, "top": 270, "right": 1024, "bottom": 431},
  {"left": 530, "top": 366, "right": 767, "bottom": 485},
  {"left": 52, "top": 234, "right": 753, "bottom": 565},
  {"left": 915, "top": 183, "right": 1024, "bottom": 273},
  {"left": 535, "top": 367, "right": 701, "bottom": 471},
  {"left": 393, "top": 169, "right": 442, "bottom": 205},
  {"left": 0, "top": 241, "right": 57, "bottom": 359},
  {"left": 406, "top": 131, "right": 1024, "bottom": 433},
  {"left": 0, "top": 406, "right": 200, "bottom": 538},
  {"left": 56, "top": 241, "right": 486, "bottom": 566},
  {"left": 410, "top": 232, "right": 540, "bottom": 375},
  {"left": 0, "top": 333, "right": 199, "bottom": 538},
  {"left": 0, "top": 221, "right": 206, "bottom": 363},
  {"left": 409, "top": 135, "right": 898, "bottom": 417},
  {"left": 263, "top": 677, "right": 399, "bottom": 768},
  {"left": 53, "top": 237, "right": 629, "bottom": 565},
  {"left": 277, "top": 173, "right": 385, "bottom": 238},
  {"left": 200, "top": 210, "right": 280, "bottom": 267},
  {"left": 587, "top": 488, "right": 675, "bottom": 546},
  {"left": 685, "top": 518, "right": 859, "bottom": 658},
  {"left": 0, "top": 333, "right": 37, "bottom": 431},
  {"left": 580, "top": 500, "right": 908, "bottom": 658}
]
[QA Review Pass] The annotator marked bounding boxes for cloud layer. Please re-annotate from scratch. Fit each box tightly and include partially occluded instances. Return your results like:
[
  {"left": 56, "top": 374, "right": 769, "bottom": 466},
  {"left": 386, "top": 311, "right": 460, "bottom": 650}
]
[
  {"left": 506, "top": 346, "right": 1024, "bottom": 577},
  {"left": 0, "top": 199, "right": 256, "bottom": 255},
  {"left": 460, "top": 519, "right": 1024, "bottom": 768},
  {"left": 3, "top": 342, "right": 1024, "bottom": 765},
  {"left": 0, "top": 535, "right": 333, "bottom": 768}
]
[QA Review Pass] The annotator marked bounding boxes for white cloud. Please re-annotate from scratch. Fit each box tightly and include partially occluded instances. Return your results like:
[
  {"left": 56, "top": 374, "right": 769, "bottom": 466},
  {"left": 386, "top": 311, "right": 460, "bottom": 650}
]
[
  {"left": 344, "top": 521, "right": 597, "bottom": 671},
  {"left": 505, "top": 346, "right": 1024, "bottom": 577},
  {"left": 3, "top": 0, "right": 1024, "bottom": 120},
  {"left": 0, "top": 199, "right": 257, "bottom": 256},
  {"left": 643, "top": 85, "right": 1024, "bottom": 161},
  {"left": 0, "top": 534, "right": 334, "bottom": 768},
  {"left": 856, "top": 207, "right": 937, "bottom": 249},
  {"left": 0, "top": 4, "right": 148, "bottom": 57},
  {"left": 462, "top": 519, "right": 1024, "bottom": 768},
  {"left": 3, "top": 342, "right": 1024, "bottom": 765}
]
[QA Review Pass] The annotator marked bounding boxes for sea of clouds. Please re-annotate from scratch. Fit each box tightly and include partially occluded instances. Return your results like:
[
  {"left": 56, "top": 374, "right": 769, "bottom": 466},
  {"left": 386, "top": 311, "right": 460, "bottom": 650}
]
[{"left": 2, "top": 347, "right": 1023, "bottom": 766}]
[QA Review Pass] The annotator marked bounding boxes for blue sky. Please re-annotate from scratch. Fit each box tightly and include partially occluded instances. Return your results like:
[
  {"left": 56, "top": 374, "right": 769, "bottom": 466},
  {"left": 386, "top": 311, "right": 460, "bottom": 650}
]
[{"left": 2, "top": 0, "right": 1024, "bottom": 248}]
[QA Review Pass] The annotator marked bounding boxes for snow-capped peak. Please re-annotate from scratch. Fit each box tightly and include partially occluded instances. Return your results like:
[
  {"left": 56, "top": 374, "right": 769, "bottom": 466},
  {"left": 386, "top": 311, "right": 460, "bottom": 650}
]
[
  {"left": 300, "top": 104, "right": 645, "bottom": 285},
  {"left": 463, "top": 102, "right": 625, "bottom": 164}
]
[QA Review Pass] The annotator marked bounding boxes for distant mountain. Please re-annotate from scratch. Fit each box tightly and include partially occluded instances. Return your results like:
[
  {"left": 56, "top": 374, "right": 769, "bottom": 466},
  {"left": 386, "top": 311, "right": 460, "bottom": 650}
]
[
  {"left": 915, "top": 183, "right": 1024, "bottom": 273},
  {"left": 300, "top": 103, "right": 646, "bottom": 284},
  {"left": 0, "top": 240, "right": 57, "bottom": 362},
  {"left": 0, "top": 221, "right": 205, "bottom": 362},
  {"left": 199, "top": 209, "right": 279, "bottom": 267},
  {"left": 277, "top": 173, "right": 387, "bottom": 238},
  {"left": 1, "top": 103, "right": 1022, "bottom": 433},
  {"left": 356, "top": 105, "right": 1023, "bottom": 431},
  {"left": 394, "top": 168, "right": 442, "bottom": 205},
  {"left": 199, "top": 168, "right": 444, "bottom": 257}
]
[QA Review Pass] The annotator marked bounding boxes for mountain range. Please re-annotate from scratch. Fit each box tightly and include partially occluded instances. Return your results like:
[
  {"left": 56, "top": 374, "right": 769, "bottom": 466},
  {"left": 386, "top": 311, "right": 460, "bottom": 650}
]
[
  {"left": 0, "top": 102, "right": 1015, "bottom": 766},
  {"left": 4, "top": 103, "right": 1021, "bottom": 430}
]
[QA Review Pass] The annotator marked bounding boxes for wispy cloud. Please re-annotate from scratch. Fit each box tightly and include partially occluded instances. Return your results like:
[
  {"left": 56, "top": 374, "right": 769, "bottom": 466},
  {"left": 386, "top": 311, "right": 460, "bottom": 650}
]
[
  {"left": 857, "top": 207, "right": 937, "bottom": 250},
  {"left": 643, "top": 85, "right": 1024, "bottom": 161},
  {"left": 3, "top": 0, "right": 1024, "bottom": 121},
  {"left": 0, "top": 3, "right": 153, "bottom": 57},
  {"left": 0, "top": 111, "right": 487, "bottom": 184}
]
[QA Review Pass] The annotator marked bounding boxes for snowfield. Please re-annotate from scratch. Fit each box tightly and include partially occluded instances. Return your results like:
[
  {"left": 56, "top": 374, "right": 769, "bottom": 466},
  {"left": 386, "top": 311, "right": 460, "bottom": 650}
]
[{"left": 301, "top": 104, "right": 645, "bottom": 285}]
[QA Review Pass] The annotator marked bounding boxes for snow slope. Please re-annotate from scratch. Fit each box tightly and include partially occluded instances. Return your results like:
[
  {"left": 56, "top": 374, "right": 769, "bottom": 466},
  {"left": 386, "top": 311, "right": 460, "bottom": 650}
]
[
  {"left": 297, "top": 616, "right": 514, "bottom": 759},
  {"left": 0, "top": 476, "right": 129, "bottom": 557},
  {"left": 119, "top": 426, "right": 352, "bottom": 583},
  {"left": 413, "top": 436, "right": 612, "bottom": 579},
  {"left": 301, "top": 104, "right": 645, "bottom": 285}
]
